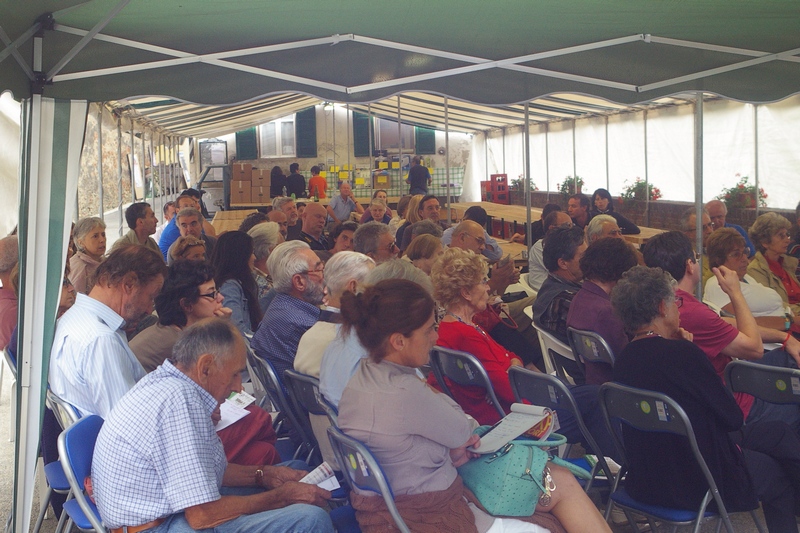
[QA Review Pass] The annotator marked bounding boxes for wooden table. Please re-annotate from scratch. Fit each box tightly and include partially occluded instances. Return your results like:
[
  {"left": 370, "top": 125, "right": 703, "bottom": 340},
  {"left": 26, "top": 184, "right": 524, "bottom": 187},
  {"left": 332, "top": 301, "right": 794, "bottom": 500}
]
[
  {"left": 211, "top": 209, "right": 256, "bottom": 234},
  {"left": 230, "top": 196, "right": 401, "bottom": 209},
  {"left": 496, "top": 239, "right": 528, "bottom": 268}
]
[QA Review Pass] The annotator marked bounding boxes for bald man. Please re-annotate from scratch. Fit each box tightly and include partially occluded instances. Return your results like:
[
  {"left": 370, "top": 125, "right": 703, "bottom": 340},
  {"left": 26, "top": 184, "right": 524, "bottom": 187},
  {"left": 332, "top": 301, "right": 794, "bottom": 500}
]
[{"left": 298, "top": 203, "right": 330, "bottom": 251}]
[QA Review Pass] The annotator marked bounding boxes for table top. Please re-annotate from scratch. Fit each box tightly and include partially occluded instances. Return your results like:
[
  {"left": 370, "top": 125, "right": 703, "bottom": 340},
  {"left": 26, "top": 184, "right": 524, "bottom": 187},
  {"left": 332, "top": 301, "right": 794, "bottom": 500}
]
[
  {"left": 211, "top": 210, "right": 256, "bottom": 234},
  {"left": 230, "top": 196, "right": 402, "bottom": 209}
]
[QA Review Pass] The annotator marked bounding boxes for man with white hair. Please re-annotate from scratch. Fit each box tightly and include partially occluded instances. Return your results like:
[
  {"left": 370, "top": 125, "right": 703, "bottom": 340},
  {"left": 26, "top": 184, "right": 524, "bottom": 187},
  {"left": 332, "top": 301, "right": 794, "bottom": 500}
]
[
  {"left": 706, "top": 199, "right": 755, "bottom": 258},
  {"left": 0, "top": 235, "right": 19, "bottom": 349},
  {"left": 585, "top": 214, "right": 624, "bottom": 243},
  {"left": 325, "top": 181, "right": 364, "bottom": 227},
  {"left": 273, "top": 196, "right": 302, "bottom": 241},
  {"left": 353, "top": 221, "right": 399, "bottom": 264},
  {"left": 251, "top": 241, "right": 325, "bottom": 379}
]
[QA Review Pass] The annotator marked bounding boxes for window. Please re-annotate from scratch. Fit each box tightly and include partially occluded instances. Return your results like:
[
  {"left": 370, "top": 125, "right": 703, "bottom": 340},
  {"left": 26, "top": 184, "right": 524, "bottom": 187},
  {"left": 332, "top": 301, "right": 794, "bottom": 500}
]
[
  {"left": 375, "top": 118, "right": 414, "bottom": 152},
  {"left": 259, "top": 116, "right": 295, "bottom": 157}
]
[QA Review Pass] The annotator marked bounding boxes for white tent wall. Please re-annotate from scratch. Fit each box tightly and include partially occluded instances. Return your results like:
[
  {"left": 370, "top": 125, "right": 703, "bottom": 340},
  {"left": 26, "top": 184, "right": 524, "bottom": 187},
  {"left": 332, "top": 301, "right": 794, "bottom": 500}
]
[
  {"left": 574, "top": 116, "right": 608, "bottom": 193},
  {"left": 0, "top": 93, "right": 20, "bottom": 236},
  {"left": 757, "top": 97, "right": 800, "bottom": 210},
  {"left": 607, "top": 111, "right": 646, "bottom": 197},
  {"left": 644, "top": 104, "right": 695, "bottom": 202}
]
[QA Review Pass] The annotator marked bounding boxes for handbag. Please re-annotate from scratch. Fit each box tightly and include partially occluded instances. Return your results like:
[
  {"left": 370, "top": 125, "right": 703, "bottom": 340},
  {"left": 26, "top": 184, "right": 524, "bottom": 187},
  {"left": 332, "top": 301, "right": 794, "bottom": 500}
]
[
  {"left": 457, "top": 427, "right": 591, "bottom": 517},
  {"left": 473, "top": 303, "right": 518, "bottom": 332}
]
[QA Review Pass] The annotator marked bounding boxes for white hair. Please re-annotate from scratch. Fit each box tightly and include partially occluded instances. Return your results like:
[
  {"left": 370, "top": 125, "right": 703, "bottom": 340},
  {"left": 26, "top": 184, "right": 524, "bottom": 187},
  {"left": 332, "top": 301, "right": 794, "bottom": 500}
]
[
  {"left": 585, "top": 214, "right": 616, "bottom": 242},
  {"left": 363, "top": 259, "right": 433, "bottom": 294},
  {"left": 267, "top": 240, "right": 312, "bottom": 293},
  {"left": 248, "top": 222, "right": 281, "bottom": 261},
  {"left": 324, "top": 252, "right": 375, "bottom": 299}
]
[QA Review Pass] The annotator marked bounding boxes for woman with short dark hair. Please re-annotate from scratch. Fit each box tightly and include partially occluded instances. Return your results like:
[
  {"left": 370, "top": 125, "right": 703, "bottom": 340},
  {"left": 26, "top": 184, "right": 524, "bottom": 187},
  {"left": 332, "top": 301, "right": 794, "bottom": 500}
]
[{"left": 589, "top": 188, "right": 640, "bottom": 235}]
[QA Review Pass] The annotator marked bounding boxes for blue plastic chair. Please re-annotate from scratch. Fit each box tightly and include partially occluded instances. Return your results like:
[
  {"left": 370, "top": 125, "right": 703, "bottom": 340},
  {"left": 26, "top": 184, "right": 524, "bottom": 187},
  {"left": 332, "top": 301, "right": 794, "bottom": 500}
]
[
  {"left": 599, "top": 382, "right": 765, "bottom": 533},
  {"left": 428, "top": 346, "right": 506, "bottom": 420},
  {"left": 327, "top": 426, "right": 409, "bottom": 533},
  {"left": 57, "top": 415, "right": 106, "bottom": 532}
]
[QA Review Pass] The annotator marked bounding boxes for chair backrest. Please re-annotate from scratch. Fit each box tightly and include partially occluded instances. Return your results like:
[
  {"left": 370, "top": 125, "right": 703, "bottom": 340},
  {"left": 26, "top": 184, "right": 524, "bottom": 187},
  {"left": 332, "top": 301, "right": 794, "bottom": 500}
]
[
  {"left": 567, "top": 327, "right": 616, "bottom": 367},
  {"left": 724, "top": 359, "right": 800, "bottom": 405},
  {"left": 46, "top": 389, "right": 80, "bottom": 430},
  {"left": 533, "top": 324, "right": 577, "bottom": 383},
  {"left": 283, "top": 369, "right": 338, "bottom": 426},
  {"left": 428, "top": 346, "right": 506, "bottom": 420},
  {"left": 598, "top": 382, "right": 732, "bottom": 528},
  {"left": 326, "top": 426, "right": 410, "bottom": 533},
  {"left": 507, "top": 366, "right": 613, "bottom": 483},
  {"left": 57, "top": 415, "right": 106, "bottom": 532}
]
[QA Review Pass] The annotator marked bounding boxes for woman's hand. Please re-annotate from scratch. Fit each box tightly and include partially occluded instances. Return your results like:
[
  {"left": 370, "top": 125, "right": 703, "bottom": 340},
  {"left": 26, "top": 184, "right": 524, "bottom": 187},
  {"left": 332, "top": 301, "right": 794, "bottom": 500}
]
[
  {"left": 214, "top": 306, "right": 233, "bottom": 319},
  {"left": 676, "top": 327, "right": 693, "bottom": 342},
  {"left": 450, "top": 434, "right": 481, "bottom": 467}
]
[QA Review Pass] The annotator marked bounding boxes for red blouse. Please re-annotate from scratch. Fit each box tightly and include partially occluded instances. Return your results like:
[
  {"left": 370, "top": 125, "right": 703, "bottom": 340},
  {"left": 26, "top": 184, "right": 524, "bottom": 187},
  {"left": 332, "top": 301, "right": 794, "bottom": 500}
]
[{"left": 767, "top": 255, "right": 800, "bottom": 304}]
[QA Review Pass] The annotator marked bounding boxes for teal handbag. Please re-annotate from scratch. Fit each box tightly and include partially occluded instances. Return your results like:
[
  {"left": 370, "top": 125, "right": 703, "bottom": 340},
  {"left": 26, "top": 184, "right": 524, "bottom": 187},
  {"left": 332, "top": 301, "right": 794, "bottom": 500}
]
[{"left": 457, "top": 426, "right": 592, "bottom": 517}]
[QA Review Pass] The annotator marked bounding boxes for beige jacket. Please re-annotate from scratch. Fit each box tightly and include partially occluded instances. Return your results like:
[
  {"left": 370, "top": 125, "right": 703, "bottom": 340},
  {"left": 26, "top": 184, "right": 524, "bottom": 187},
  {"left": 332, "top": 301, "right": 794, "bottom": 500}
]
[{"left": 747, "top": 251, "right": 800, "bottom": 316}]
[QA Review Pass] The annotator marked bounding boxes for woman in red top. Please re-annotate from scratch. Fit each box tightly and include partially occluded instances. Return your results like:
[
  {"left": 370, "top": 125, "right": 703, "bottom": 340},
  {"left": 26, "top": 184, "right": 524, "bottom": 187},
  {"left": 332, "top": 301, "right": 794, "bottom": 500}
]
[{"left": 428, "top": 247, "right": 523, "bottom": 424}]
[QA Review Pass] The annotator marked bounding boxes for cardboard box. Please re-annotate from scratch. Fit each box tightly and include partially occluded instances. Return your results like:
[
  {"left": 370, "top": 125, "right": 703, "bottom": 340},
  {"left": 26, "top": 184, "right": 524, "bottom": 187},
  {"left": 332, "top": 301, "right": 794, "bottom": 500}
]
[
  {"left": 252, "top": 186, "right": 269, "bottom": 204},
  {"left": 232, "top": 163, "right": 252, "bottom": 181},
  {"left": 251, "top": 169, "right": 269, "bottom": 188},
  {"left": 230, "top": 187, "right": 251, "bottom": 204}
]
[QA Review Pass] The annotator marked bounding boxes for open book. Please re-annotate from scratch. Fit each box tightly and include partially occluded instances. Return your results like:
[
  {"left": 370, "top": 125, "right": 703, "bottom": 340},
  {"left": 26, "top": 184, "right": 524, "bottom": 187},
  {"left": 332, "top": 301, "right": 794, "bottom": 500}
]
[{"left": 468, "top": 403, "right": 557, "bottom": 454}]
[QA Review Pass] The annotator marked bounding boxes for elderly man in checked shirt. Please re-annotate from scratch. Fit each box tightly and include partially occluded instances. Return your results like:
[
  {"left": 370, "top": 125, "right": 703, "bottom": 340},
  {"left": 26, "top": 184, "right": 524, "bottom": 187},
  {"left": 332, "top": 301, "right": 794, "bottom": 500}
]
[{"left": 92, "top": 318, "right": 333, "bottom": 533}]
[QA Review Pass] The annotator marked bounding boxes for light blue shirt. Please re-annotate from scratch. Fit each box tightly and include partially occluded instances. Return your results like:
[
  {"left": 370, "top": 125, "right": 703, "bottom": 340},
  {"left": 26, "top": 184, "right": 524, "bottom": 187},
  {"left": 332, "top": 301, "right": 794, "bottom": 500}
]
[
  {"left": 327, "top": 194, "right": 357, "bottom": 222},
  {"left": 93, "top": 360, "right": 225, "bottom": 528},
  {"left": 49, "top": 293, "right": 146, "bottom": 418},
  {"left": 219, "top": 279, "right": 254, "bottom": 338},
  {"left": 318, "top": 324, "right": 368, "bottom": 408},
  {"left": 527, "top": 239, "right": 548, "bottom": 291},
  {"left": 442, "top": 226, "right": 503, "bottom": 262}
]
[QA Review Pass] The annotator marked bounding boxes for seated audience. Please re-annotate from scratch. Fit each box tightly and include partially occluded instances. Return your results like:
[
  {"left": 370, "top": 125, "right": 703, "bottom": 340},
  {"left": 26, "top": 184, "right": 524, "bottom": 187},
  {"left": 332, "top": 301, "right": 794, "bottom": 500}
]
[
  {"left": 585, "top": 214, "right": 623, "bottom": 243},
  {"left": 51, "top": 245, "right": 166, "bottom": 417},
  {"left": 179, "top": 188, "right": 216, "bottom": 236},
  {"left": 394, "top": 194, "right": 423, "bottom": 245},
  {"left": 566, "top": 237, "right": 638, "bottom": 384},
  {"left": 169, "top": 236, "right": 206, "bottom": 262},
  {"left": 360, "top": 198, "right": 391, "bottom": 225},
  {"left": 167, "top": 207, "right": 217, "bottom": 265},
  {"left": 705, "top": 228, "right": 789, "bottom": 331},
  {"left": 248, "top": 221, "right": 282, "bottom": 314},
  {"left": 612, "top": 265, "right": 800, "bottom": 533},
  {"left": 297, "top": 202, "right": 330, "bottom": 251},
  {"left": 325, "top": 221, "right": 358, "bottom": 258},
  {"left": 326, "top": 181, "right": 364, "bottom": 227},
  {"left": 319, "top": 260, "right": 431, "bottom": 409},
  {"left": 353, "top": 221, "right": 399, "bottom": 264},
  {"left": 442, "top": 205, "right": 503, "bottom": 262},
  {"left": 527, "top": 210, "right": 573, "bottom": 290},
  {"left": 69, "top": 217, "right": 107, "bottom": 294},
  {"left": 400, "top": 194, "right": 449, "bottom": 250},
  {"left": 273, "top": 196, "right": 301, "bottom": 241},
  {"left": 642, "top": 231, "right": 800, "bottom": 429},
  {"left": 94, "top": 319, "right": 333, "bottom": 533},
  {"left": 680, "top": 207, "right": 714, "bottom": 286},
  {"left": 568, "top": 193, "right": 592, "bottom": 229},
  {"left": 152, "top": 201, "right": 174, "bottom": 244},
  {"left": 111, "top": 202, "right": 161, "bottom": 256},
  {"left": 0, "top": 236, "right": 18, "bottom": 349},
  {"left": 706, "top": 199, "right": 755, "bottom": 257},
  {"left": 510, "top": 203, "right": 561, "bottom": 245},
  {"left": 588, "top": 188, "right": 640, "bottom": 234},
  {"left": 388, "top": 194, "right": 411, "bottom": 236},
  {"left": 266, "top": 209, "right": 288, "bottom": 239},
  {"left": 238, "top": 211, "right": 269, "bottom": 234},
  {"left": 404, "top": 234, "right": 444, "bottom": 275},
  {"left": 747, "top": 212, "right": 800, "bottom": 325},
  {"left": 158, "top": 193, "right": 194, "bottom": 260},
  {"left": 360, "top": 190, "right": 393, "bottom": 223},
  {"left": 251, "top": 241, "right": 324, "bottom": 380},
  {"left": 789, "top": 200, "right": 800, "bottom": 277},
  {"left": 211, "top": 231, "right": 262, "bottom": 339},
  {"left": 338, "top": 279, "right": 610, "bottom": 533}
]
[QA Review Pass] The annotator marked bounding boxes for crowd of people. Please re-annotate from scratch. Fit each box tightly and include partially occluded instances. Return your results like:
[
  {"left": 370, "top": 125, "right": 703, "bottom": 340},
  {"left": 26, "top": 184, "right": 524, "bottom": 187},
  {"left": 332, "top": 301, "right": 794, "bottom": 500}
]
[{"left": 6, "top": 178, "right": 800, "bottom": 533}]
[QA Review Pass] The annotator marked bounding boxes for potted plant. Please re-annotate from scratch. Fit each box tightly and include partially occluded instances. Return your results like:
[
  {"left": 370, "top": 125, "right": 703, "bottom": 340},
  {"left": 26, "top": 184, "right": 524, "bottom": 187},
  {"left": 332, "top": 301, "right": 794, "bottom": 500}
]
[
  {"left": 620, "top": 178, "right": 662, "bottom": 202},
  {"left": 558, "top": 176, "right": 584, "bottom": 198},
  {"left": 510, "top": 176, "right": 538, "bottom": 191},
  {"left": 716, "top": 174, "right": 767, "bottom": 209}
]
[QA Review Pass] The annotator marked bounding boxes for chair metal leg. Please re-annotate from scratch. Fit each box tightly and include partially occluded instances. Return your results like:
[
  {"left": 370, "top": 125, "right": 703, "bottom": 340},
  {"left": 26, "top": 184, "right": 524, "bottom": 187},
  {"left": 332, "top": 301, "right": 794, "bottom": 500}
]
[
  {"left": 4, "top": 511, "right": 12, "bottom": 533},
  {"left": 749, "top": 510, "right": 767, "bottom": 533},
  {"left": 32, "top": 486, "right": 53, "bottom": 533},
  {"left": 53, "top": 492, "right": 73, "bottom": 533}
]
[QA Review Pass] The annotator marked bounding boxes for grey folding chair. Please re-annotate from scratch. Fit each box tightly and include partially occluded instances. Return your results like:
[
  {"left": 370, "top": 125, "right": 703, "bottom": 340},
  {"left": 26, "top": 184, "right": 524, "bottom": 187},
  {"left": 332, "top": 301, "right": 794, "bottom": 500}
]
[
  {"left": 327, "top": 426, "right": 410, "bottom": 533},
  {"left": 567, "top": 327, "right": 616, "bottom": 367},
  {"left": 533, "top": 324, "right": 579, "bottom": 384},
  {"left": 283, "top": 369, "right": 338, "bottom": 427},
  {"left": 599, "top": 382, "right": 765, "bottom": 533},
  {"left": 724, "top": 359, "right": 800, "bottom": 404},
  {"left": 428, "top": 346, "right": 506, "bottom": 420},
  {"left": 507, "top": 366, "right": 613, "bottom": 493}
]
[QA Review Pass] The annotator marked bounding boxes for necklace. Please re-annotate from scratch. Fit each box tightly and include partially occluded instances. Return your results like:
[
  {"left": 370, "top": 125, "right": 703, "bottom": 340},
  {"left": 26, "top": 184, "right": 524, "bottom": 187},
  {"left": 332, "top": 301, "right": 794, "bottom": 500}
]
[
  {"left": 633, "top": 329, "right": 661, "bottom": 341},
  {"left": 446, "top": 312, "right": 486, "bottom": 336}
]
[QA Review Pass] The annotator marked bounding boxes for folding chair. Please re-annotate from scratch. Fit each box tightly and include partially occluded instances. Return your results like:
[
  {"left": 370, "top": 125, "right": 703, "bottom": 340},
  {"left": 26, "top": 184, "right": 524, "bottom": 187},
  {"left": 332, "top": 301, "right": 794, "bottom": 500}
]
[
  {"left": 567, "top": 327, "right": 616, "bottom": 368},
  {"left": 507, "top": 366, "right": 613, "bottom": 492},
  {"left": 599, "top": 382, "right": 765, "bottom": 533},
  {"left": 533, "top": 324, "right": 579, "bottom": 384},
  {"left": 724, "top": 359, "right": 800, "bottom": 404},
  {"left": 282, "top": 369, "right": 338, "bottom": 427},
  {"left": 428, "top": 346, "right": 506, "bottom": 420},
  {"left": 57, "top": 415, "right": 106, "bottom": 532},
  {"left": 327, "top": 426, "right": 410, "bottom": 533}
]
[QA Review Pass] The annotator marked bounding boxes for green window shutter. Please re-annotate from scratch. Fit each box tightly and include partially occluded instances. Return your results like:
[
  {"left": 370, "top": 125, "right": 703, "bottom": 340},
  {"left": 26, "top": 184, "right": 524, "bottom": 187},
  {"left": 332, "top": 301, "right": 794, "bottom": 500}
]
[
  {"left": 353, "top": 112, "right": 371, "bottom": 157},
  {"left": 415, "top": 126, "right": 436, "bottom": 155},
  {"left": 235, "top": 127, "right": 258, "bottom": 160},
  {"left": 295, "top": 107, "right": 317, "bottom": 158}
]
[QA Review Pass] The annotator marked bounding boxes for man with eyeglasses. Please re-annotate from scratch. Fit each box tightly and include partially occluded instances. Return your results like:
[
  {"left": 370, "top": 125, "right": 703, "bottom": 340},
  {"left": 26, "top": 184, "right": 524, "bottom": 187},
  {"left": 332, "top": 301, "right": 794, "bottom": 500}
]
[
  {"left": 441, "top": 205, "right": 502, "bottom": 262},
  {"left": 706, "top": 199, "right": 755, "bottom": 258},
  {"left": 252, "top": 241, "right": 324, "bottom": 380},
  {"left": 680, "top": 207, "right": 715, "bottom": 287},
  {"left": 166, "top": 207, "right": 217, "bottom": 265},
  {"left": 400, "top": 194, "right": 450, "bottom": 250},
  {"left": 643, "top": 231, "right": 800, "bottom": 431},
  {"left": 353, "top": 222, "right": 399, "bottom": 264},
  {"left": 527, "top": 211, "right": 573, "bottom": 291}
]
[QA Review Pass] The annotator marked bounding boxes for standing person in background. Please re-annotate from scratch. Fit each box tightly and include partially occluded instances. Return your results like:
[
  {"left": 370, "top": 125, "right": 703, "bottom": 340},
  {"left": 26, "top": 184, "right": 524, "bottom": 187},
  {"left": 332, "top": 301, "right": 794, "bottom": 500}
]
[
  {"left": 589, "top": 188, "right": 640, "bottom": 235},
  {"left": 405, "top": 155, "right": 431, "bottom": 195},
  {"left": 69, "top": 217, "right": 107, "bottom": 294},
  {"left": 307, "top": 166, "right": 327, "bottom": 199},
  {"left": 269, "top": 165, "right": 287, "bottom": 198},
  {"left": 326, "top": 181, "right": 364, "bottom": 227},
  {"left": 286, "top": 162, "right": 307, "bottom": 198}
]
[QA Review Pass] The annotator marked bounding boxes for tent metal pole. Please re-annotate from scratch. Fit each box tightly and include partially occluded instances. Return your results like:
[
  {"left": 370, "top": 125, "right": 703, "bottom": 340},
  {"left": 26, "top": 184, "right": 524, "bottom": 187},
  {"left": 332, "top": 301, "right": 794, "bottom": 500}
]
[
  {"left": 97, "top": 106, "right": 104, "bottom": 219},
  {"left": 605, "top": 116, "right": 609, "bottom": 190},
  {"left": 484, "top": 132, "right": 488, "bottom": 192},
  {"left": 140, "top": 127, "right": 146, "bottom": 203},
  {"left": 397, "top": 96, "right": 402, "bottom": 162},
  {"left": 346, "top": 104, "right": 351, "bottom": 190},
  {"left": 129, "top": 119, "right": 135, "bottom": 202},
  {"left": 332, "top": 105, "right": 336, "bottom": 181},
  {"left": 524, "top": 103, "right": 532, "bottom": 250},
  {"left": 644, "top": 110, "right": 650, "bottom": 227},
  {"left": 754, "top": 105, "right": 760, "bottom": 217},
  {"left": 149, "top": 132, "right": 155, "bottom": 203},
  {"left": 367, "top": 103, "right": 373, "bottom": 171},
  {"left": 159, "top": 132, "right": 165, "bottom": 214},
  {"left": 694, "top": 93, "right": 704, "bottom": 298},
  {"left": 445, "top": 96, "right": 451, "bottom": 221},
  {"left": 545, "top": 123, "right": 550, "bottom": 202},
  {"left": 0, "top": 23, "right": 36, "bottom": 79},
  {"left": 502, "top": 128, "right": 506, "bottom": 174},
  {"left": 117, "top": 115, "right": 123, "bottom": 236},
  {"left": 572, "top": 119, "right": 577, "bottom": 192}
]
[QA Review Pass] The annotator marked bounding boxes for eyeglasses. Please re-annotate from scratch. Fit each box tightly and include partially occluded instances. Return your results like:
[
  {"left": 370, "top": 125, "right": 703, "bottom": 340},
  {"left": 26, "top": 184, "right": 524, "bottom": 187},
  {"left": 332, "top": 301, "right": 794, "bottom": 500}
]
[
  {"left": 303, "top": 263, "right": 325, "bottom": 276},
  {"left": 385, "top": 240, "right": 398, "bottom": 252},
  {"left": 62, "top": 278, "right": 73, "bottom": 288},
  {"left": 465, "top": 233, "right": 486, "bottom": 247},
  {"left": 776, "top": 230, "right": 791, "bottom": 240},
  {"left": 675, "top": 296, "right": 683, "bottom": 309},
  {"left": 479, "top": 276, "right": 490, "bottom": 285},
  {"left": 727, "top": 247, "right": 751, "bottom": 260},
  {"left": 199, "top": 288, "right": 220, "bottom": 300}
]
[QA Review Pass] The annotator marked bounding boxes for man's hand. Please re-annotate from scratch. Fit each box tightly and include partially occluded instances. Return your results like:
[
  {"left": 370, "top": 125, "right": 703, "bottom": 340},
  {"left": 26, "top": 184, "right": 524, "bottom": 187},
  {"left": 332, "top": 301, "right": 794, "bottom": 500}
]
[
  {"left": 273, "top": 482, "right": 331, "bottom": 508},
  {"left": 211, "top": 406, "right": 221, "bottom": 426},
  {"left": 215, "top": 306, "right": 233, "bottom": 319},
  {"left": 488, "top": 261, "right": 517, "bottom": 295},
  {"left": 450, "top": 434, "right": 481, "bottom": 467},
  {"left": 260, "top": 465, "right": 305, "bottom": 489},
  {"left": 713, "top": 266, "right": 743, "bottom": 297},
  {"left": 784, "top": 335, "right": 800, "bottom": 367},
  {"left": 676, "top": 327, "right": 694, "bottom": 343}
]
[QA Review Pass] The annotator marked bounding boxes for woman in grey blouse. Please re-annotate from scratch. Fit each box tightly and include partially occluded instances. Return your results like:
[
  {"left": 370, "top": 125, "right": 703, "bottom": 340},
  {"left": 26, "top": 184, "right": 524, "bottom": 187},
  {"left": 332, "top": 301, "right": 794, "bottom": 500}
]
[{"left": 337, "top": 279, "right": 611, "bottom": 533}]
